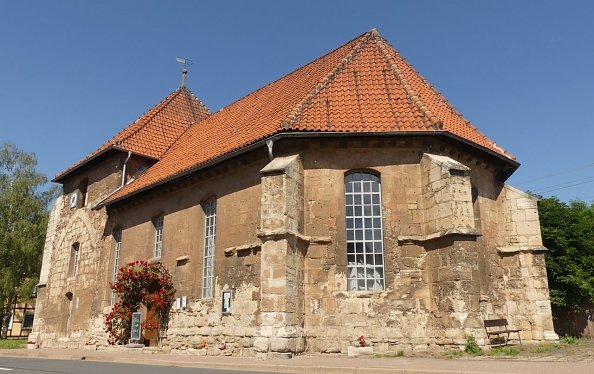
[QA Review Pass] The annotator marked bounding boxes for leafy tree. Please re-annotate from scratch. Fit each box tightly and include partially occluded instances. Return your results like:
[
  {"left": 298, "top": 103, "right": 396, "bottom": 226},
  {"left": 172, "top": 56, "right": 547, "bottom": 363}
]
[
  {"left": 538, "top": 196, "right": 594, "bottom": 309},
  {"left": 0, "top": 143, "right": 57, "bottom": 338}
]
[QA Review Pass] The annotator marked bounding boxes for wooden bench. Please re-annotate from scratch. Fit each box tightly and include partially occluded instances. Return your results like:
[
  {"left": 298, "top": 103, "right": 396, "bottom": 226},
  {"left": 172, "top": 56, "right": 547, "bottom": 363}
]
[{"left": 484, "top": 319, "right": 522, "bottom": 346}]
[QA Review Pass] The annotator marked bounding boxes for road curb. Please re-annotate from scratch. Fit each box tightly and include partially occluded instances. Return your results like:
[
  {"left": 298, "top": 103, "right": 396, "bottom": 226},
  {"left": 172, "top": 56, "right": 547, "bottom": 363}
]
[{"left": 0, "top": 350, "right": 526, "bottom": 374}]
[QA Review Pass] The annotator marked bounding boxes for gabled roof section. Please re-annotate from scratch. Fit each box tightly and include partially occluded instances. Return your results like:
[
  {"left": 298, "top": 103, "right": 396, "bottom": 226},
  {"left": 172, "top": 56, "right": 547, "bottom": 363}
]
[
  {"left": 285, "top": 29, "right": 513, "bottom": 158},
  {"left": 104, "top": 29, "right": 515, "bottom": 206},
  {"left": 53, "top": 87, "right": 209, "bottom": 182}
]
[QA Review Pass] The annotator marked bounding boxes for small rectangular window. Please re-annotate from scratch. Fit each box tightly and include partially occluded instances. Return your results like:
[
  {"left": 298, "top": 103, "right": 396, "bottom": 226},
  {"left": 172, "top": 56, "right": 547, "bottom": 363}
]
[
  {"left": 22, "top": 314, "right": 34, "bottom": 329},
  {"left": 154, "top": 215, "right": 164, "bottom": 258},
  {"left": 78, "top": 178, "right": 88, "bottom": 208},
  {"left": 71, "top": 243, "right": 80, "bottom": 277},
  {"left": 202, "top": 198, "right": 217, "bottom": 298}
]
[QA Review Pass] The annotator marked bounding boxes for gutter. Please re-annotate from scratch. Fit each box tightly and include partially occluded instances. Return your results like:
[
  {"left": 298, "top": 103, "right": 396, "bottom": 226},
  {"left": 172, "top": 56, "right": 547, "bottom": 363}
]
[
  {"left": 100, "top": 130, "right": 520, "bottom": 208},
  {"left": 53, "top": 146, "right": 158, "bottom": 183},
  {"left": 92, "top": 151, "right": 132, "bottom": 209}
]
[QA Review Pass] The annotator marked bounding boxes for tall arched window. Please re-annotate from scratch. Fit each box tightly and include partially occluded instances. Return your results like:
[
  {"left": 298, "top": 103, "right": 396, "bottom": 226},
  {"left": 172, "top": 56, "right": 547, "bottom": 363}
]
[
  {"left": 70, "top": 243, "right": 80, "bottom": 277},
  {"left": 111, "top": 228, "right": 122, "bottom": 305},
  {"left": 345, "top": 171, "right": 384, "bottom": 291},
  {"left": 202, "top": 198, "right": 217, "bottom": 298},
  {"left": 153, "top": 215, "right": 164, "bottom": 258}
]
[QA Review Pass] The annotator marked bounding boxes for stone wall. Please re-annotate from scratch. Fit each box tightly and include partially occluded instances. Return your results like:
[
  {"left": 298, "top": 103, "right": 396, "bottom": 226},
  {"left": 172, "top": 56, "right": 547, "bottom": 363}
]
[
  {"left": 299, "top": 142, "right": 488, "bottom": 352},
  {"left": 32, "top": 152, "right": 126, "bottom": 348},
  {"left": 34, "top": 137, "right": 558, "bottom": 355},
  {"left": 165, "top": 282, "right": 259, "bottom": 356},
  {"left": 255, "top": 155, "right": 306, "bottom": 358},
  {"left": 294, "top": 139, "right": 557, "bottom": 353},
  {"left": 492, "top": 185, "right": 557, "bottom": 341},
  {"left": 104, "top": 156, "right": 265, "bottom": 354}
]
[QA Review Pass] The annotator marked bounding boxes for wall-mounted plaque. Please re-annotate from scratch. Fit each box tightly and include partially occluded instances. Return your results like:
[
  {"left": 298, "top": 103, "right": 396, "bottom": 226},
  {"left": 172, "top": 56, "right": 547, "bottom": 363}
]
[
  {"left": 222, "top": 290, "right": 232, "bottom": 315},
  {"left": 130, "top": 312, "right": 142, "bottom": 341}
]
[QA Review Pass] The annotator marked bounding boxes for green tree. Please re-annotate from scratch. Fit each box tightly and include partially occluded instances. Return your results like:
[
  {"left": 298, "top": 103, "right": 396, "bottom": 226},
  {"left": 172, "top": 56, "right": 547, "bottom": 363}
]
[
  {"left": 538, "top": 196, "right": 594, "bottom": 309},
  {"left": 0, "top": 143, "right": 57, "bottom": 338}
]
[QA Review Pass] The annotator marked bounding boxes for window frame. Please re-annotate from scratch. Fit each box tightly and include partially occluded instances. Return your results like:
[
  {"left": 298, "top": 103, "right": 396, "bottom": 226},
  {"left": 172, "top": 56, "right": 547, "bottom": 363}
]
[
  {"left": 202, "top": 197, "right": 217, "bottom": 299},
  {"left": 111, "top": 228, "right": 122, "bottom": 305},
  {"left": 22, "top": 313, "right": 34, "bottom": 329},
  {"left": 78, "top": 177, "right": 89, "bottom": 208},
  {"left": 71, "top": 242, "right": 80, "bottom": 277},
  {"left": 153, "top": 215, "right": 164, "bottom": 258},
  {"left": 344, "top": 170, "right": 385, "bottom": 291}
]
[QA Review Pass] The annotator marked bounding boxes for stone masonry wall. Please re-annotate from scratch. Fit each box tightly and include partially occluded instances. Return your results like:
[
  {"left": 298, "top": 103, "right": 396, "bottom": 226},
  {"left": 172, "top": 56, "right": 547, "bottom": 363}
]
[
  {"left": 493, "top": 185, "right": 557, "bottom": 341},
  {"left": 255, "top": 155, "right": 306, "bottom": 358},
  {"left": 293, "top": 138, "right": 557, "bottom": 353},
  {"left": 107, "top": 156, "right": 265, "bottom": 354},
  {"left": 32, "top": 152, "right": 125, "bottom": 348},
  {"left": 35, "top": 137, "right": 558, "bottom": 355}
]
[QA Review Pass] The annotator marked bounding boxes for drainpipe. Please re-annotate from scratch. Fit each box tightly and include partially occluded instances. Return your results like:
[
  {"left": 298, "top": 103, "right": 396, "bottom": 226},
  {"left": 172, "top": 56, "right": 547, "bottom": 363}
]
[
  {"left": 266, "top": 139, "right": 275, "bottom": 160},
  {"left": 93, "top": 151, "right": 132, "bottom": 209},
  {"left": 120, "top": 151, "right": 132, "bottom": 187}
]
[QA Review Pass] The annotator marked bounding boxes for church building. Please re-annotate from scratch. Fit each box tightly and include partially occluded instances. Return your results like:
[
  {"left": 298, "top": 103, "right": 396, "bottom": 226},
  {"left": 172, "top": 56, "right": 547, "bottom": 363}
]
[{"left": 31, "top": 29, "right": 558, "bottom": 357}]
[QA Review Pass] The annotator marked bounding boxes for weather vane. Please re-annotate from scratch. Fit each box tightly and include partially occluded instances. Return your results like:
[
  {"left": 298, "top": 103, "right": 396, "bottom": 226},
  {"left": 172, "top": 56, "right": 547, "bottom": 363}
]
[{"left": 176, "top": 57, "right": 193, "bottom": 87}]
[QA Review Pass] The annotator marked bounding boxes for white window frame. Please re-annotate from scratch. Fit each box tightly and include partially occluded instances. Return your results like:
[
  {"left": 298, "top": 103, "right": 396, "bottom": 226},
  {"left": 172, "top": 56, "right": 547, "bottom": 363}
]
[
  {"left": 202, "top": 198, "right": 217, "bottom": 298},
  {"left": 154, "top": 215, "right": 164, "bottom": 258},
  {"left": 345, "top": 171, "right": 385, "bottom": 291},
  {"left": 111, "top": 229, "right": 122, "bottom": 305}
]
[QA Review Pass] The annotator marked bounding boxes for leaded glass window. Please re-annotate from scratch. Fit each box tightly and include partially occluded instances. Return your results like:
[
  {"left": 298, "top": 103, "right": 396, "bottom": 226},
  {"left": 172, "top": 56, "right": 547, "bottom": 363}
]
[
  {"left": 345, "top": 171, "right": 385, "bottom": 291},
  {"left": 111, "top": 229, "right": 122, "bottom": 305},
  {"left": 154, "top": 215, "right": 163, "bottom": 258},
  {"left": 202, "top": 198, "right": 216, "bottom": 298}
]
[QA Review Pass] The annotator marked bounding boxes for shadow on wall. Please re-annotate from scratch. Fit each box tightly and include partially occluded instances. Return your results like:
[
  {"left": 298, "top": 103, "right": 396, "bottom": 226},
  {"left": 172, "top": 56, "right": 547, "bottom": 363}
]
[{"left": 553, "top": 302, "right": 594, "bottom": 338}]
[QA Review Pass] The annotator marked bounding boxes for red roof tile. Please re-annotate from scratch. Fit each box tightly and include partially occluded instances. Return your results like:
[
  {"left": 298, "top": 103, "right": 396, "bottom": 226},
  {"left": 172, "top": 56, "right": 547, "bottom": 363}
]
[
  {"left": 53, "top": 87, "right": 209, "bottom": 182},
  {"left": 98, "top": 29, "right": 514, "bottom": 205}
]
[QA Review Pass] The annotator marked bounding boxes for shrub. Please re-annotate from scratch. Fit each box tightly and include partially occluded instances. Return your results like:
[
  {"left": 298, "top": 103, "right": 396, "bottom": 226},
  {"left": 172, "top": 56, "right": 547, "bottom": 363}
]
[
  {"left": 464, "top": 336, "right": 483, "bottom": 356},
  {"left": 104, "top": 260, "right": 175, "bottom": 345}
]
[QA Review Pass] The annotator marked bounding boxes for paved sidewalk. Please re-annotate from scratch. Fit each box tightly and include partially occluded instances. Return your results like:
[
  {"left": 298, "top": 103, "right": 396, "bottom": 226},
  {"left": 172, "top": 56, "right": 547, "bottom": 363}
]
[{"left": 0, "top": 348, "right": 593, "bottom": 374}]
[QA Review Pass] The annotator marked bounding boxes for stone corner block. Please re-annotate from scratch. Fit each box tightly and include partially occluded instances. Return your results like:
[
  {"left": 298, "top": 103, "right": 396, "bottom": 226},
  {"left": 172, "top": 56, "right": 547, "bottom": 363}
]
[{"left": 260, "top": 154, "right": 301, "bottom": 175}]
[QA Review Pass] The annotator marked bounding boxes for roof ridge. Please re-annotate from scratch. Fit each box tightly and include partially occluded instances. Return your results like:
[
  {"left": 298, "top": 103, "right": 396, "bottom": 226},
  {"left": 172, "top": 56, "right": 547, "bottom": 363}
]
[
  {"left": 280, "top": 30, "right": 374, "bottom": 129},
  {"left": 207, "top": 31, "right": 371, "bottom": 119},
  {"left": 373, "top": 31, "right": 442, "bottom": 130},
  {"left": 115, "top": 88, "right": 183, "bottom": 147},
  {"left": 180, "top": 86, "right": 210, "bottom": 123},
  {"left": 374, "top": 33, "right": 511, "bottom": 157}
]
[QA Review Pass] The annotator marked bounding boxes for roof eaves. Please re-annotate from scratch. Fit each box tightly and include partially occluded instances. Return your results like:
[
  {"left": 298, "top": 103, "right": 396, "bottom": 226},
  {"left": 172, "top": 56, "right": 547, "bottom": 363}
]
[
  {"left": 52, "top": 146, "right": 114, "bottom": 183},
  {"left": 52, "top": 145, "right": 160, "bottom": 183},
  {"left": 375, "top": 33, "right": 514, "bottom": 160},
  {"left": 102, "top": 129, "right": 519, "bottom": 208}
]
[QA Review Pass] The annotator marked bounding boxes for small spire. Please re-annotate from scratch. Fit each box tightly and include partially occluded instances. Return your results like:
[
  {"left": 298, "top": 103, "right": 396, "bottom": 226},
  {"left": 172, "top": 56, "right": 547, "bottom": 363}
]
[{"left": 176, "top": 57, "right": 192, "bottom": 87}]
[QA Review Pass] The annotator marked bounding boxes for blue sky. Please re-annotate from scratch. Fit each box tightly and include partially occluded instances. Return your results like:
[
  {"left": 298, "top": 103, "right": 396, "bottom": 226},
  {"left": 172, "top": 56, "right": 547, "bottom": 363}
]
[{"left": 1, "top": 0, "right": 593, "bottom": 203}]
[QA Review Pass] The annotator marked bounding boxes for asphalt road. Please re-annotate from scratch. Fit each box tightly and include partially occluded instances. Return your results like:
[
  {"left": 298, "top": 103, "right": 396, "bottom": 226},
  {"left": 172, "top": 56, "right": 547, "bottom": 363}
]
[{"left": 0, "top": 357, "right": 276, "bottom": 374}]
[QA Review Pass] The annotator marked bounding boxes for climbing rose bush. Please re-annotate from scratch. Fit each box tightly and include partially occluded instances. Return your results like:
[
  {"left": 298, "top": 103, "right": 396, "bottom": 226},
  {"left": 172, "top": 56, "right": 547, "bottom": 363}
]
[{"left": 104, "top": 260, "right": 175, "bottom": 345}]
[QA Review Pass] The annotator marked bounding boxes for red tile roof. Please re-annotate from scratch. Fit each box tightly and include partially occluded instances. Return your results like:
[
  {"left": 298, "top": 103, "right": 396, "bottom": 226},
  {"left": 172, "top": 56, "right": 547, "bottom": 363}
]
[
  {"left": 96, "top": 29, "right": 514, "bottom": 205},
  {"left": 53, "top": 87, "right": 209, "bottom": 182}
]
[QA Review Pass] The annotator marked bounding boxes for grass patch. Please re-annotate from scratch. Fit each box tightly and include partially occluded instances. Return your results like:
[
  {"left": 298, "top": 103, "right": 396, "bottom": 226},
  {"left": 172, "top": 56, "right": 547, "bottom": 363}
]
[
  {"left": 443, "top": 349, "right": 465, "bottom": 358},
  {"left": 375, "top": 350, "right": 406, "bottom": 358},
  {"left": 529, "top": 343, "right": 562, "bottom": 354},
  {"left": 0, "top": 339, "right": 26, "bottom": 349},
  {"left": 561, "top": 335, "right": 578, "bottom": 345},
  {"left": 488, "top": 346, "right": 520, "bottom": 356}
]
